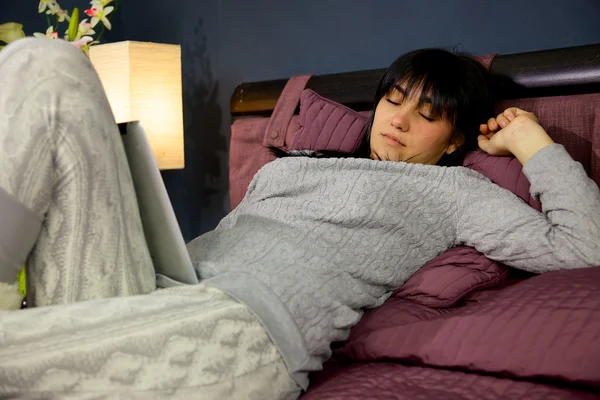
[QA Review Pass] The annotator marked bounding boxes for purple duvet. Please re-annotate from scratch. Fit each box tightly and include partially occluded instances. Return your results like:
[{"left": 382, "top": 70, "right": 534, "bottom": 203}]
[
  {"left": 304, "top": 362, "right": 599, "bottom": 400},
  {"left": 303, "top": 265, "right": 600, "bottom": 399}
]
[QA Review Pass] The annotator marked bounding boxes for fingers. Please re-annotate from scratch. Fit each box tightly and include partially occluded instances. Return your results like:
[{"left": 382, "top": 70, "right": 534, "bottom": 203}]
[
  {"left": 477, "top": 133, "right": 511, "bottom": 157},
  {"left": 477, "top": 134, "right": 491, "bottom": 153},
  {"left": 496, "top": 112, "right": 510, "bottom": 129},
  {"left": 479, "top": 124, "right": 494, "bottom": 140},
  {"left": 504, "top": 107, "right": 540, "bottom": 123},
  {"left": 503, "top": 108, "right": 516, "bottom": 121},
  {"left": 487, "top": 117, "right": 498, "bottom": 132},
  {"left": 508, "top": 107, "right": 528, "bottom": 117},
  {"left": 482, "top": 107, "right": 540, "bottom": 135}
]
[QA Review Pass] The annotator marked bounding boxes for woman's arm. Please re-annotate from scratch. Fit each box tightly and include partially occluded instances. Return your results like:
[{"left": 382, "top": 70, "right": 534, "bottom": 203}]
[
  {"left": 456, "top": 145, "right": 600, "bottom": 272},
  {"left": 456, "top": 109, "right": 600, "bottom": 272}
]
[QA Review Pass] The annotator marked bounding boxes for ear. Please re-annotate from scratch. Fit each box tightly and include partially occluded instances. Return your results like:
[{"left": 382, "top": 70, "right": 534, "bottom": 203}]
[{"left": 445, "top": 132, "right": 465, "bottom": 155}]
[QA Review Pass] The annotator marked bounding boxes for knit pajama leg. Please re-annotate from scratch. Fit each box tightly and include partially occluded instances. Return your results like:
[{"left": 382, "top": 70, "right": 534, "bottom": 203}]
[
  {"left": 0, "top": 284, "right": 302, "bottom": 399},
  {"left": 0, "top": 38, "right": 155, "bottom": 306}
]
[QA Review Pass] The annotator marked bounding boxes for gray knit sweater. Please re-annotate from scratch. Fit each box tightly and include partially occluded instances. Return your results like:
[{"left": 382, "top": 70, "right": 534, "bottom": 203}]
[{"left": 186, "top": 144, "right": 600, "bottom": 389}]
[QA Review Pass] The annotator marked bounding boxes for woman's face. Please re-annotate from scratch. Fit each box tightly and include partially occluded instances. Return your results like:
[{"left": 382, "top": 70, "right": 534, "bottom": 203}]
[{"left": 369, "top": 84, "right": 459, "bottom": 165}]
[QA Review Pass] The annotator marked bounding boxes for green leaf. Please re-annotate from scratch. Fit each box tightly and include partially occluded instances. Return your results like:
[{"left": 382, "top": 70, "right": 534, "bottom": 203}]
[{"left": 67, "top": 8, "right": 79, "bottom": 42}]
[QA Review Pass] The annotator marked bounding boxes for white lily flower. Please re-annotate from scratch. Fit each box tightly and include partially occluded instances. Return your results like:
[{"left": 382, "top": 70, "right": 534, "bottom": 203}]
[
  {"left": 0, "top": 22, "right": 26, "bottom": 44},
  {"left": 91, "top": 0, "right": 114, "bottom": 6},
  {"left": 85, "top": 5, "right": 114, "bottom": 30},
  {"left": 33, "top": 26, "right": 59, "bottom": 40},
  {"left": 47, "top": 5, "right": 70, "bottom": 22},
  {"left": 38, "top": 0, "right": 58, "bottom": 13},
  {"left": 78, "top": 19, "right": 96, "bottom": 37},
  {"left": 73, "top": 36, "right": 93, "bottom": 48},
  {"left": 47, "top": 3, "right": 59, "bottom": 13}
]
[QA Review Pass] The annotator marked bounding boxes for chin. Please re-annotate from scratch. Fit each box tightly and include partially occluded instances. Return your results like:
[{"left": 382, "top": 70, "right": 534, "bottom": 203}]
[{"left": 372, "top": 147, "right": 404, "bottom": 162}]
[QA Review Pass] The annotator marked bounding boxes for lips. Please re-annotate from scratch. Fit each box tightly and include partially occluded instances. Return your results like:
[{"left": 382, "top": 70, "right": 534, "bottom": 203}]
[{"left": 382, "top": 133, "right": 405, "bottom": 147}]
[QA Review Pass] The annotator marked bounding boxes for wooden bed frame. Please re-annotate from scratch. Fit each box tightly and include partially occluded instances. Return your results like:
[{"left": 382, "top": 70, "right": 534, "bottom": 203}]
[{"left": 230, "top": 43, "right": 600, "bottom": 117}]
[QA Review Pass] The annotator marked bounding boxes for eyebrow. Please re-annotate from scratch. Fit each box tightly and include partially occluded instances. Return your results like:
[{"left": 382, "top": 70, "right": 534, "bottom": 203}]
[{"left": 393, "top": 84, "right": 432, "bottom": 104}]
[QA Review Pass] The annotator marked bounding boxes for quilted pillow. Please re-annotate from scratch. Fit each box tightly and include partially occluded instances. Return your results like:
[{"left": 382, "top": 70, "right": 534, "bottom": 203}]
[
  {"left": 392, "top": 246, "right": 510, "bottom": 307},
  {"left": 290, "top": 89, "right": 368, "bottom": 153},
  {"left": 463, "top": 150, "right": 542, "bottom": 211},
  {"left": 339, "top": 266, "right": 600, "bottom": 388}
]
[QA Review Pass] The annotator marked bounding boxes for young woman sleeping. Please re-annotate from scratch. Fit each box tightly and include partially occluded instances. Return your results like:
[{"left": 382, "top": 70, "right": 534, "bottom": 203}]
[{"left": 0, "top": 38, "right": 598, "bottom": 399}]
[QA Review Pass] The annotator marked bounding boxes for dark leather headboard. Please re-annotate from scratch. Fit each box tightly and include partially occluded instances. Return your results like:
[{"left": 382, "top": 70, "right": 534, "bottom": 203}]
[{"left": 230, "top": 43, "right": 600, "bottom": 117}]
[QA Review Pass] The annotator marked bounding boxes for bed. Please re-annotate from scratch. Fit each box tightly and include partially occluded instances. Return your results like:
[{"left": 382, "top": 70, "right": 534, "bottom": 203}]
[{"left": 228, "top": 44, "right": 600, "bottom": 399}]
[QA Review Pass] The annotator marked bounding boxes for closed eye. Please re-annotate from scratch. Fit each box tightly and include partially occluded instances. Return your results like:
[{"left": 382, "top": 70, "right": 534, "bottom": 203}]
[
  {"left": 386, "top": 98, "right": 400, "bottom": 106},
  {"left": 420, "top": 113, "right": 435, "bottom": 122}
]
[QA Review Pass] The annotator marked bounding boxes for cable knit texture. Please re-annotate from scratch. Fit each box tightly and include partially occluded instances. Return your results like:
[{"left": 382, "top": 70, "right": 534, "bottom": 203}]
[
  {"left": 0, "top": 38, "right": 155, "bottom": 306},
  {"left": 187, "top": 145, "right": 600, "bottom": 383}
]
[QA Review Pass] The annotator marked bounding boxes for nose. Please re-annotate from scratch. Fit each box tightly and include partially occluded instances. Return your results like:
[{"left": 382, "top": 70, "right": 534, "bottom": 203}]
[{"left": 390, "top": 105, "right": 410, "bottom": 132}]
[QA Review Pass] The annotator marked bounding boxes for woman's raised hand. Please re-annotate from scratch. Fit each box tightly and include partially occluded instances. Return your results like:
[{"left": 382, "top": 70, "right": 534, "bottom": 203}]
[{"left": 477, "top": 107, "right": 554, "bottom": 165}]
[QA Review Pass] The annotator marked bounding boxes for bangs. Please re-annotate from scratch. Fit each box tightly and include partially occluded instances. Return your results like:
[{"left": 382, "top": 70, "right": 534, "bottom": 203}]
[
  {"left": 376, "top": 49, "right": 471, "bottom": 126},
  {"left": 395, "top": 75, "right": 458, "bottom": 123}
]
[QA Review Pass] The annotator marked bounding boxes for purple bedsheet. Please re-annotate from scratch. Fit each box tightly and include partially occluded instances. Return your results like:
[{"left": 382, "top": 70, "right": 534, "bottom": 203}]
[
  {"left": 304, "top": 362, "right": 600, "bottom": 400},
  {"left": 303, "top": 266, "right": 600, "bottom": 399}
]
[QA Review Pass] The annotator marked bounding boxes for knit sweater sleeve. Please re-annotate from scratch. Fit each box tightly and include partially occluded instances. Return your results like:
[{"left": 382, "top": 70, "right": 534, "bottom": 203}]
[{"left": 456, "top": 144, "right": 600, "bottom": 273}]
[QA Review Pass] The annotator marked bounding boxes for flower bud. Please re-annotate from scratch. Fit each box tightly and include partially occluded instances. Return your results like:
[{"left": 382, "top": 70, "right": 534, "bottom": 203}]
[{"left": 67, "top": 8, "right": 80, "bottom": 42}]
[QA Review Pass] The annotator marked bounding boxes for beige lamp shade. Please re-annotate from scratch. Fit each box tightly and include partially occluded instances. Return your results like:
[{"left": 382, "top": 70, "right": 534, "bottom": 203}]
[{"left": 89, "top": 41, "right": 185, "bottom": 170}]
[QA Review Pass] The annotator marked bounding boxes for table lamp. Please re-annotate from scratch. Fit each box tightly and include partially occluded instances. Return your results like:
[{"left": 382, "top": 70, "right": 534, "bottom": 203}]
[{"left": 89, "top": 41, "right": 184, "bottom": 170}]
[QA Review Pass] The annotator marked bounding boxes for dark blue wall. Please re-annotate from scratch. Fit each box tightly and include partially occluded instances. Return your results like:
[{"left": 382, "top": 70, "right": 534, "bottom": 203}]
[
  {"left": 5, "top": 0, "right": 600, "bottom": 242},
  {"left": 218, "top": 0, "right": 600, "bottom": 82}
]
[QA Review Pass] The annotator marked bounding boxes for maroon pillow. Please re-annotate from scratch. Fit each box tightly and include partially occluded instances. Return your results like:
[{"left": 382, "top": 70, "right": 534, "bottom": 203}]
[
  {"left": 291, "top": 89, "right": 368, "bottom": 153},
  {"left": 393, "top": 246, "right": 510, "bottom": 307},
  {"left": 463, "top": 150, "right": 542, "bottom": 211},
  {"left": 339, "top": 266, "right": 600, "bottom": 388}
]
